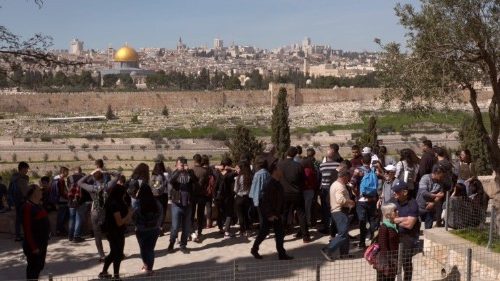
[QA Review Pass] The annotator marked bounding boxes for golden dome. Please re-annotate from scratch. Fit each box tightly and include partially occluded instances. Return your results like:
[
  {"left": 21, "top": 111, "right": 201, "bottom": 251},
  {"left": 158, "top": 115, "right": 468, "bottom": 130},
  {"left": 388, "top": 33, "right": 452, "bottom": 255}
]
[{"left": 114, "top": 45, "right": 139, "bottom": 62}]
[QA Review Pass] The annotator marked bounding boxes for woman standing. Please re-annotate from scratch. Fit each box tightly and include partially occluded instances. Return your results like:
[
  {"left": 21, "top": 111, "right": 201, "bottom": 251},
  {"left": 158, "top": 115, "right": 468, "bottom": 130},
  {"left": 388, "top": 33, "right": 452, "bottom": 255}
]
[
  {"left": 150, "top": 161, "right": 168, "bottom": 235},
  {"left": 133, "top": 183, "right": 161, "bottom": 275},
  {"left": 455, "top": 149, "right": 476, "bottom": 188},
  {"left": 395, "top": 149, "right": 419, "bottom": 197},
  {"left": 234, "top": 161, "right": 253, "bottom": 236},
  {"left": 23, "top": 184, "right": 50, "bottom": 280},
  {"left": 98, "top": 183, "right": 132, "bottom": 280},
  {"left": 375, "top": 203, "right": 399, "bottom": 281}
]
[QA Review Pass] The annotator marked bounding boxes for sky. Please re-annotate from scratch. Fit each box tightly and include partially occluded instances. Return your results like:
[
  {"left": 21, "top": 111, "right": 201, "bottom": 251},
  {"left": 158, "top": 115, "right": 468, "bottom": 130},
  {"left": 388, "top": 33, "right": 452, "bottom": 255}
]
[{"left": 0, "top": 0, "right": 419, "bottom": 51}]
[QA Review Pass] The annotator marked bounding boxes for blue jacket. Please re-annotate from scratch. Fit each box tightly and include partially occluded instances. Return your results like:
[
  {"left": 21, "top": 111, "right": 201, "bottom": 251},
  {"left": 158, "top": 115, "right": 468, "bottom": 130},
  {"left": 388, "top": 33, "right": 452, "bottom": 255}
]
[{"left": 249, "top": 169, "right": 270, "bottom": 207}]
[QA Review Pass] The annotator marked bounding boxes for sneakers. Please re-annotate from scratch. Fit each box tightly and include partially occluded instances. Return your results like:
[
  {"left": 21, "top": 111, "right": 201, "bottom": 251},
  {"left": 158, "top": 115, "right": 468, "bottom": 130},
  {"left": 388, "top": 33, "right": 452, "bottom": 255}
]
[
  {"left": 278, "top": 254, "right": 294, "bottom": 260},
  {"left": 251, "top": 248, "right": 263, "bottom": 259},
  {"left": 224, "top": 232, "right": 235, "bottom": 238}
]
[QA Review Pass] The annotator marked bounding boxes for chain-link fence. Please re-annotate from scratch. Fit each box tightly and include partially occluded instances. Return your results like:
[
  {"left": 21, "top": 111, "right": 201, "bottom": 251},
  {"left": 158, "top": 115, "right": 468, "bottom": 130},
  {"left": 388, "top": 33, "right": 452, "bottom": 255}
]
[
  {"left": 9, "top": 242, "right": 500, "bottom": 281},
  {"left": 444, "top": 190, "right": 499, "bottom": 252}
]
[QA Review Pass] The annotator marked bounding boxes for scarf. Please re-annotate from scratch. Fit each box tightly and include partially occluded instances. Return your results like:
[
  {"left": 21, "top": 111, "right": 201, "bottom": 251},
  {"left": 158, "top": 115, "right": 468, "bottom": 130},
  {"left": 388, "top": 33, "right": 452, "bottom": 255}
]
[{"left": 383, "top": 219, "right": 398, "bottom": 233}]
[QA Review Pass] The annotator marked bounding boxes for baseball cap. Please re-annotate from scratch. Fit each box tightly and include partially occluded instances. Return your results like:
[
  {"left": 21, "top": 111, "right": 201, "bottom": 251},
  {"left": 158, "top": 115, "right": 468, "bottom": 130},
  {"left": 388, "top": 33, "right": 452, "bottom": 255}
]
[
  {"left": 392, "top": 181, "right": 408, "bottom": 193},
  {"left": 362, "top": 147, "right": 372, "bottom": 154},
  {"left": 384, "top": 164, "right": 396, "bottom": 172}
]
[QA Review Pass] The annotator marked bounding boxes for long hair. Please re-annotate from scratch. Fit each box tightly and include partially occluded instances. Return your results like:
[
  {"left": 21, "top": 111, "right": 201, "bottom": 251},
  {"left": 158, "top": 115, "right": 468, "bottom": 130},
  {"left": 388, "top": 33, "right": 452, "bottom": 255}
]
[
  {"left": 132, "top": 163, "right": 150, "bottom": 183},
  {"left": 137, "top": 183, "right": 159, "bottom": 215},
  {"left": 400, "top": 149, "right": 419, "bottom": 167},
  {"left": 152, "top": 161, "right": 166, "bottom": 176},
  {"left": 237, "top": 161, "right": 252, "bottom": 192},
  {"left": 106, "top": 184, "right": 126, "bottom": 209}
]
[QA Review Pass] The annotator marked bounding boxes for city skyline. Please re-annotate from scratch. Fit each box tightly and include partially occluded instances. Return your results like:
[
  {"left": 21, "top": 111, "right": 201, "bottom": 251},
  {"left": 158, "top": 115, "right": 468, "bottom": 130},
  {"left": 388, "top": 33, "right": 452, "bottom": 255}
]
[{"left": 1, "top": 0, "right": 418, "bottom": 51}]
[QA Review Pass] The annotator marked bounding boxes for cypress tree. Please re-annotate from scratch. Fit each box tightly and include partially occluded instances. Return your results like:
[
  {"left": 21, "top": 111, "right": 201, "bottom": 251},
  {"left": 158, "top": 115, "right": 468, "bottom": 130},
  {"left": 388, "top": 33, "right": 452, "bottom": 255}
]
[
  {"left": 356, "top": 116, "right": 378, "bottom": 148},
  {"left": 105, "top": 105, "right": 116, "bottom": 120},
  {"left": 228, "top": 125, "right": 263, "bottom": 162},
  {"left": 459, "top": 116, "right": 492, "bottom": 176},
  {"left": 271, "top": 87, "right": 291, "bottom": 158}
]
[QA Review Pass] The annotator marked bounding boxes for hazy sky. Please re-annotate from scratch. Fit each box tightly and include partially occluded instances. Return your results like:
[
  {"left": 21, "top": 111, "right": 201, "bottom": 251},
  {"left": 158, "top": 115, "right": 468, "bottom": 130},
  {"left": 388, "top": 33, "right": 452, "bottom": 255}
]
[{"left": 0, "top": 0, "right": 419, "bottom": 51}]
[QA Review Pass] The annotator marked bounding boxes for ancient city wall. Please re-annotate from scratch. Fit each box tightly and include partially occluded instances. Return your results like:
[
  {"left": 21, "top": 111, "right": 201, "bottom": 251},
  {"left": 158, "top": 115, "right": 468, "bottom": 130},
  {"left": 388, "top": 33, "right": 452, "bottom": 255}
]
[{"left": 0, "top": 88, "right": 491, "bottom": 115}]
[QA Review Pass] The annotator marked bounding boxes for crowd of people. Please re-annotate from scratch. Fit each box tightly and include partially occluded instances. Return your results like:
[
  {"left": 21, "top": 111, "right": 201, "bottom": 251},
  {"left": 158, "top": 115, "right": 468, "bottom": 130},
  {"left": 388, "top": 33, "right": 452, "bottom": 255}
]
[{"left": 0, "top": 140, "right": 490, "bottom": 281}]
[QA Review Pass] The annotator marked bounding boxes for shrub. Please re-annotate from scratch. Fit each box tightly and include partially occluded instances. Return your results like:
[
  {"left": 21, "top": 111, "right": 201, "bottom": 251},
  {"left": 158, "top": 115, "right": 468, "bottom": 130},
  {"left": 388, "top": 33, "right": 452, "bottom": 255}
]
[
  {"left": 102, "top": 155, "right": 108, "bottom": 160},
  {"left": 88, "top": 153, "right": 94, "bottom": 160},
  {"left": 73, "top": 155, "right": 80, "bottom": 161},
  {"left": 162, "top": 106, "right": 169, "bottom": 117},
  {"left": 12, "top": 153, "right": 17, "bottom": 162},
  {"left": 116, "top": 155, "right": 121, "bottom": 161},
  {"left": 93, "top": 144, "right": 99, "bottom": 151},
  {"left": 312, "top": 141, "right": 321, "bottom": 148},
  {"left": 130, "top": 145, "right": 135, "bottom": 150},
  {"left": 140, "top": 145, "right": 147, "bottom": 151},
  {"left": 40, "top": 135, "right": 52, "bottom": 142},
  {"left": 68, "top": 145, "right": 76, "bottom": 152},
  {"left": 131, "top": 114, "right": 140, "bottom": 124},
  {"left": 43, "top": 153, "right": 49, "bottom": 162},
  {"left": 24, "top": 137, "right": 31, "bottom": 142},
  {"left": 81, "top": 143, "right": 89, "bottom": 150}
]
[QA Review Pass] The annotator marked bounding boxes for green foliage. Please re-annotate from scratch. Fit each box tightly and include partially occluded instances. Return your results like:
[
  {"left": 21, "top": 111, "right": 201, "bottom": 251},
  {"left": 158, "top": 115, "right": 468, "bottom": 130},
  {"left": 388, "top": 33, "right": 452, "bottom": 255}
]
[
  {"left": 356, "top": 116, "right": 378, "bottom": 148},
  {"left": 453, "top": 229, "right": 500, "bottom": 253},
  {"left": 459, "top": 116, "right": 492, "bottom": 176},
  {"left": 228, "top": 125, "right": 263, "bottom": 163},
  {"left": 271, "top": 87, "right": 291, "bottom": 158},
  {"left": 0, "top": 169, "right": 17, "bottom": 184},
  {"left": 43, "top": 153, "right": 48, "bottom": 162},
  {"left": 105, "top": 105, "right": 116, "bottom": 120},
  {"left": 131, "top": 114, "right": 140, "bottom": 124}
]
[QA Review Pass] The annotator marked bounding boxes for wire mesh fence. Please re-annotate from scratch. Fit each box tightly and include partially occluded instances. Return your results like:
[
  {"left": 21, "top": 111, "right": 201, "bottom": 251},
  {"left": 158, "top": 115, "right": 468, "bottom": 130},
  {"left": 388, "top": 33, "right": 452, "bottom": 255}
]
[{"left": 10, "top": 242, "right": 500, "bottom": 281}]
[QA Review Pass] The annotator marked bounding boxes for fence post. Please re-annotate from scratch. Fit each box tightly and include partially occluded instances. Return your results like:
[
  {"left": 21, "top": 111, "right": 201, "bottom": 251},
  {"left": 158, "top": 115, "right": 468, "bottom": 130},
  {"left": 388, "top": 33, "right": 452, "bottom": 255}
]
[
  {"left": 445, "top": 191, "right": 450, "bottom": 231},
  {"left": 466, "top": 248, "right": 472, "bottom": 281},
  {"left": 397, "top": 242, "right": 403, "bottom": 281},
  {"left": 487, "top": 208, "right": 496, "bottom": 250},
  {"left": 233, "top": 260, "right": 238, "bottom": 281},
  {"left": 316, "top": 263, "right": 320, "bottom": 281}
]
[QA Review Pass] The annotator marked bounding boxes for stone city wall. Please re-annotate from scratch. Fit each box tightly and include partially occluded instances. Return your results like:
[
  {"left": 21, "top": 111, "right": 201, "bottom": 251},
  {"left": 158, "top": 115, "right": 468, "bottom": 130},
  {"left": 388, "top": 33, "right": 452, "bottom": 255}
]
[{"left": 0, "top": 88, "right": 492, "bottom": 115}]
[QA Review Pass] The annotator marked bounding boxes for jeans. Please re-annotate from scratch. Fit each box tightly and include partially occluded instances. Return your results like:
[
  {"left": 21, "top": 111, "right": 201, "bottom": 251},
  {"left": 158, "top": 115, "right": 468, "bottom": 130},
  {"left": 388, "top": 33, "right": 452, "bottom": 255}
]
[
  {"left": 326, "top": 212, "right": 350, "bottom": 256},
  {"left": 252, "top": 217, "right": 286, "bottom": 257},
  {"left": 234, "top": 195, "right": 251, "bottom": 232},
  {"left": 420, "top": 211, "right": 434, "bottom": 229},
  {"left": 68, "top": 203, "right": 89, "bottom": 239},
  {"left": 400, "top": 234, "right": 418, "bottom": 281},
  {"left": 24, "top": 246, "right": 47, "bottom": 280},
  {"left": 56, "top": 204, "right": 69, "bottom": 234},
  {"left": 15, "top": 203, "right": 23, "bottom": 238},
  {"left": 170, "top": 203, "right": 192, "bottom": 247},
  {"left": 191, "top": 196, "right": 208, "bottom": 235},
  {"left": 136, "top": 228, "right": 159, "bottom": 270},
  {"left": 356, "top": 200, "right": 379, "bottom": 245},
  {"left": 303, "top": 190, "right": 315, "bottom": 225}
]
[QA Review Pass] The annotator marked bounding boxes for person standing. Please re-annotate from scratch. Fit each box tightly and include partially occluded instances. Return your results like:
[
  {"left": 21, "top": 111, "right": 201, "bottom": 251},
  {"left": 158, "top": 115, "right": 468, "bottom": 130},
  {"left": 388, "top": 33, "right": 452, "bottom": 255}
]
[
  {"left": 168, "top": 157, "right": 195, "bottom": 253},
  {"left": 395, "top": 149, "right": 419, "bottom": 198},
  {"left": 133, "top": 183, "right": 161, "bottom": 275},
  {"left": 9, "top": 161, "right": 30, "bottom": 241},
  {"left": 375, "top": 203, "right": 399, "bottom": 281},
  {"left": 150, "top": 161, "right": 167, "bottom": 236},
  {"left": 215, "top": 157, "right": 237, "bottom": 237},
  {"left": 378, "top": 165, "right": 398, "bottom": 206},
  {"left": 391, "top": 182, "right": 420, "bottom": 281},
  {"left": 22, "top": 184, "right": 50, "bottom": 280},
  {"left": 278, "top": 147, "right": 310, "bottom": 242},
  {"left": 321, "top": 170, "right": 355, "bottom": 261},
  {"left": 319, "top": 149, "right": 340, "bottom": 234},
  {"left": 99, "top": 184, "right": 132, "bottom": 280},
  {"left": 249, "top": 156, "right": 271, "bottom": 227},
  {"left": 234, "top": 161, "right": 253, "bottom": 236},
  {"left": 54, "top": 166, "right": 70, "bottom": 236},
  {"left": 418, "top": 140, "right": 436, "bottom": 180},
  {"left": 251, "top": 161, "right": 293, "bottom": 260},
  {"left": 302, "top": 157, "right": 318, "bottom": 227},
  {"left": 67, "top": 167, "right": 86, "bottom": 242},
  {"left": 190, "top": 154, "right": 210, "bottom": 242}
]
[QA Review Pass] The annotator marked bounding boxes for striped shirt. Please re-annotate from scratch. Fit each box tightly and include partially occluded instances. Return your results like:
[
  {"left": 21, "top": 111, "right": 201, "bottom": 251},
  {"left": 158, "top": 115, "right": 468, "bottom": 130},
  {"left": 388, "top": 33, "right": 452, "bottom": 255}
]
[{"left": 319, "top": 161, "right": 340, "bottom": 190}]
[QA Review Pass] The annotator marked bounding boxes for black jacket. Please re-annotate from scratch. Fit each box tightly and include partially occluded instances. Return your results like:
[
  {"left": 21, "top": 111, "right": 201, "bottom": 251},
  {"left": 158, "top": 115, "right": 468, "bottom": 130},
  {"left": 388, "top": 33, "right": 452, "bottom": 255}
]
[
  {"left": 259, "top": 178, "right": 285, "bottom": 218},
  {"left": 277, "top": 158, "right": 305, "bottom": 197}
]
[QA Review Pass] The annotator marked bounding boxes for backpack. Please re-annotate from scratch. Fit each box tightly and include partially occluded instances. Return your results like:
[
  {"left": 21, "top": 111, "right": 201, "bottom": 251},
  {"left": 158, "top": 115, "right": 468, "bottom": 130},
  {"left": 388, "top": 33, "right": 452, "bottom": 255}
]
[
  {"left": 360, "top": 167, "right": 378, "bottom": 197},
  {"left": 49, "top": 177, "right": 61, "bottom": 205},
  {"left": 94, "top": 187, "right": 107, "bottom": 230},
  {"left": 205, "top": 173, "right": 217, "bottom": 197}
]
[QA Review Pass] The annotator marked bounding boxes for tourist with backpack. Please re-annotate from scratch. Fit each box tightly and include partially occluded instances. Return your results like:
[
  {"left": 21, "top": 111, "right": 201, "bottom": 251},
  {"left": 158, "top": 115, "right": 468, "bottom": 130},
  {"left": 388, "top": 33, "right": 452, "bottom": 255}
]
[
  {"left": 78, "top": 169, "right": 111, "bottom": 262},
  {"left": 373, "top": 203, "right": 399, "bottom": 281},
  {"left": 52, "top": 167, "right": 70, "bottom": 236},
  {"left": 98, "top": 182, "right": 132, "bottom": 280},
  {"left": 202, "top": 155, "right": 216, "bottom": 229},
  {"left": 150, "top": 161, "right": 168, "bottom": 236},
  {"left": 9, "top": 161, "right": 30, "bottom": 241},
  {"left": 357, "top": 154, "right": 382, "bottom": 248},
  {"left": 67, "top": 167, "right": 86, "bottom": 242},
  {"left": 395, "top": 149, "right": 419, "bottom": 198}
]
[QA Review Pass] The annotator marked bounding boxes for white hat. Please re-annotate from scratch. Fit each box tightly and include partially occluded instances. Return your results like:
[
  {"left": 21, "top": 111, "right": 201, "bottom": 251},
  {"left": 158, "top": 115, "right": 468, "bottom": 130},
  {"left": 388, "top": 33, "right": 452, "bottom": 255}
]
[
  {"left": 384, "top": 164, "right": 397, "bottom": 172},
  {"left": 362, "top": 147, "right": 372, "bottom": 154}
]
